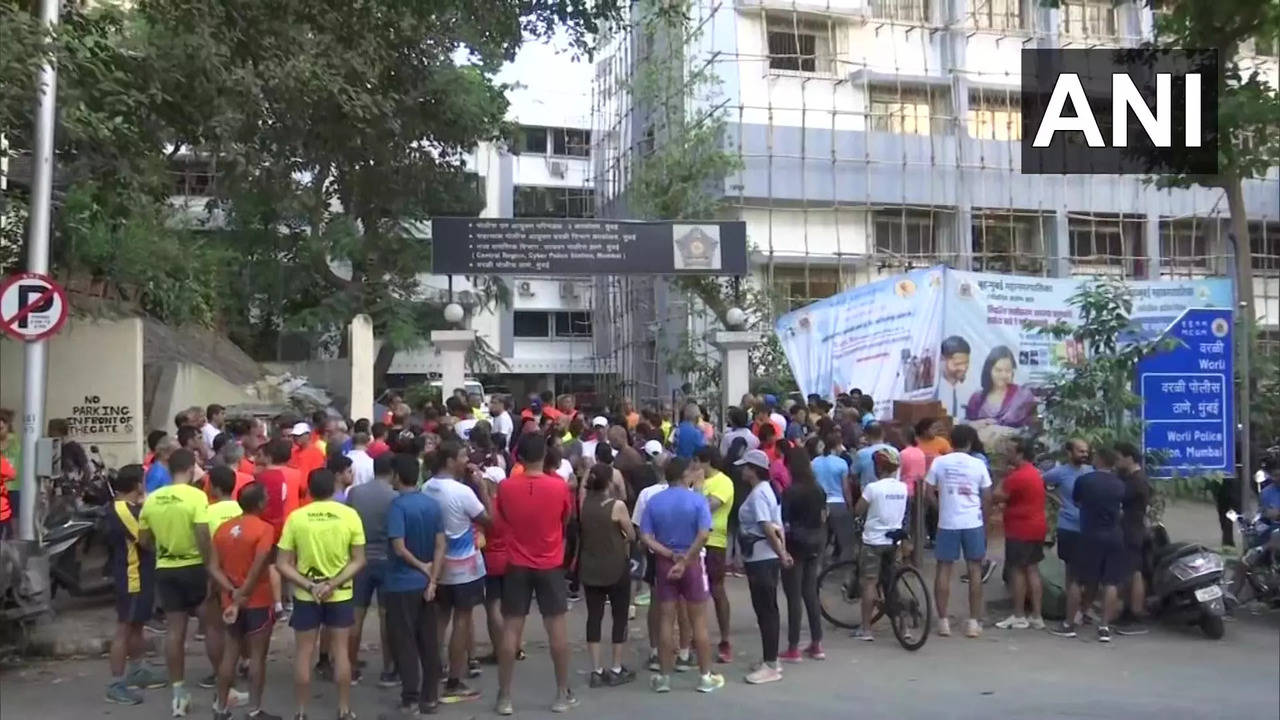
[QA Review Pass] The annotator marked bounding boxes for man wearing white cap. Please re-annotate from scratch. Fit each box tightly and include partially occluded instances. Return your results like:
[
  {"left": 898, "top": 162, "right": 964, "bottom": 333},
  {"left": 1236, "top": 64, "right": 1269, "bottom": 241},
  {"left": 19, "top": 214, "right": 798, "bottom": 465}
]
[
  {"left": 643, "top": 440, "right": 665, "bottom": 465},
  {"left": 581, "top": 417, "right": 608, "bottom": 462},
  {"left": 289, "top": 423, "right": 325, "bottom": 505}
]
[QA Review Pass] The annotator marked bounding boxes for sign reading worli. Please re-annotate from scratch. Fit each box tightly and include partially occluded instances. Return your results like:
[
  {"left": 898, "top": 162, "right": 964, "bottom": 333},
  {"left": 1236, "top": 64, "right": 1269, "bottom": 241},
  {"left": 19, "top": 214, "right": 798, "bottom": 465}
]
[
  {"left": 431, "top": 218, "right": 748, "bottom": 275},
  {"left": 1137, "top": 308, "right": 1234, "bottom": 478},
  {"left": 775, "top": 266, "right": 1234, "bottom": 429}
]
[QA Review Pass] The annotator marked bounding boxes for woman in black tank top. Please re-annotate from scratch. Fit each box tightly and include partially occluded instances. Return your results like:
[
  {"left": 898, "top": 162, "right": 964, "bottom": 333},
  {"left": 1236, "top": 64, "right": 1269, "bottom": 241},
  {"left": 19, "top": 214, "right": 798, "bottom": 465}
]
[{"left": 578, "top": 464, "right": 638, "bottom": 687}]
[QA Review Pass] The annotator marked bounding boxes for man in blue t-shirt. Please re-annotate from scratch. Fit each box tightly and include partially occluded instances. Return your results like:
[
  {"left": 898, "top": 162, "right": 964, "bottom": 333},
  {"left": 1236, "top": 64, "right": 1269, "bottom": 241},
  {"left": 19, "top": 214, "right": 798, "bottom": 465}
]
[
  {"left": 854, "top": 423, "right": 894, "bottom": 487},
  {"left": 639, "top": 458, "right": 724, "bottom": 694},
  {"left": 384, "top": 455, "right": 445, "bottom": 713},
  {"left": 1044, "top": 438, "right": 1093, "bottom": 580},
  {"left": 673, "top": 404, "right": 706, "bottom": 459}
]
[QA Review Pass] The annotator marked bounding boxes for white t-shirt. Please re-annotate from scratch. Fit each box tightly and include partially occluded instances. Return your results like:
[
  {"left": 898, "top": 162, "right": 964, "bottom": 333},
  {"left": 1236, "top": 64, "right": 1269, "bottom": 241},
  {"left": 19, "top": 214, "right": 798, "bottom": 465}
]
[
  {"left": 422, "top": 475, "right": 487, "bottom": 584},
  {"left": 201, "top": 423, "right": 220, "bottom": 452},
  {"left": 346, "top": 448, "right": 375, "bottom": 487},
  {"left": 581, "top": 439, "right": 600, "bottom": 463},
  {"left": 555, "top": 458, "right": 574, "bottom": 481},
  {"left": 455, "top": 418, "right": 479, "bottom": 440},
  {"left": 632, "top": 482, "right": 669, "bottom": 527},
  {"left": 861, "top": 477, "right": 909, "bottom": 546},
  {"left": 924, "top": 452, "right": 992, "bottom": 531},
  {"left": 490, "top": 411, "right": 514, "bottom": 440}
]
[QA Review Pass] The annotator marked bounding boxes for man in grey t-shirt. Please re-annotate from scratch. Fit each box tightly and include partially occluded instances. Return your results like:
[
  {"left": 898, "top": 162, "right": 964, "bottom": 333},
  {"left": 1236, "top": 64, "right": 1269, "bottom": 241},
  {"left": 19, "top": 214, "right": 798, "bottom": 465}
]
[{"left": 346, "top": 453, "right": 399, "bottom": 684}]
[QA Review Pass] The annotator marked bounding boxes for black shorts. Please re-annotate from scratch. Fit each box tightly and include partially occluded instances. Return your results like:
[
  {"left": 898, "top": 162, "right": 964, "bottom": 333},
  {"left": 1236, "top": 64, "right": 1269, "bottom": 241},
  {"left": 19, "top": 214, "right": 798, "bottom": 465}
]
[
  {"left": 115, "top": 589, "right": 154, "bottom": 624},
  {"left": 1073, "top": 536, "right": 1128, "bottom": 587},
  {"left": 289, "top": 599, "right": 354, "bottom": 631},
  {"left": 156, "top": 565, "right": 208, "bottom": 613},
  {"left": 1056, "top": 529, "right": 1081, "bottom": 569},
  {"left": 1005, "top": 539, "right": 1045, "bottom": 569},
  {"left": 353, "top": 559, "right": 389, "bottom": 609},
  {"left": 502, "top": 565, "right": 568, "bottom": 618},
  {"left": 485, "top": 574, "right": 505, "bottom": 605},
  {"left": 228, "top": 606, "right": 275, "bottom": 636},
  {"left": 436, "top": 577, "right": 485, "bottom": 613},
  {"left": 643, "top": 550, "right": 656, "bottom": 585}
]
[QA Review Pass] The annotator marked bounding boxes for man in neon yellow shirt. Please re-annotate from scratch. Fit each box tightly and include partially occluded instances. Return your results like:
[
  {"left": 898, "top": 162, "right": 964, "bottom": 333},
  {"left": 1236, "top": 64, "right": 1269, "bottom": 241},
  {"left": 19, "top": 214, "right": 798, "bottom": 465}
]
[
  {"left": 276, "top": 468, "right": 366, "bottom": 720},
  {"left": 204, "top": 467, "right": 243, "bottom": 536},
  {"left": 139, "top": 449, "right": 213, "bottom": 717},
  {"left": 694, "top": 447, "right": 735, "bottom": 662}
]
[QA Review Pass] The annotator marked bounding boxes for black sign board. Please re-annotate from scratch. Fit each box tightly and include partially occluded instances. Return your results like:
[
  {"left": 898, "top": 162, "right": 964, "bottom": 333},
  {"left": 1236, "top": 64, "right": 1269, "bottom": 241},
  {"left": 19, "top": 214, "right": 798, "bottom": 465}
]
[{"left": 431, "top": 218, "right": 748, "bottom": 275}]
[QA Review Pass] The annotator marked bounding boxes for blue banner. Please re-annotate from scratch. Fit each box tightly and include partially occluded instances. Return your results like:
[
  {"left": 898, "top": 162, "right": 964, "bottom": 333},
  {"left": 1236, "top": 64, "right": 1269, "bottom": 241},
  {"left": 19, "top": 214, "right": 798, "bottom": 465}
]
[{"left": 1137, "top": 308, "right": 1235, "bottom": 478}]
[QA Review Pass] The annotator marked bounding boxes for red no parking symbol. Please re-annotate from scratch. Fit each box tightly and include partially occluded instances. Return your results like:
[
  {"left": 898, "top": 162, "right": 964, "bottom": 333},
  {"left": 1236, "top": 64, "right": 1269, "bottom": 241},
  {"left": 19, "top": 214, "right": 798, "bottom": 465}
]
[{"left": 0, "top": 272, "right": 69, "bottom": 342}]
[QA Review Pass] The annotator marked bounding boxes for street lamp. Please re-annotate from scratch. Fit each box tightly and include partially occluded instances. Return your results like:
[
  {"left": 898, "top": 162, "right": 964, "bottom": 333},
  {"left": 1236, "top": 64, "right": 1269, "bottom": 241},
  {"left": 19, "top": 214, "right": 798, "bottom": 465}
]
[
  {"left": 725, "top": 306, "right": 746, "bottom": 330},
  {"left": 443, "top": 302, "right": 464, "bottom": 326}
]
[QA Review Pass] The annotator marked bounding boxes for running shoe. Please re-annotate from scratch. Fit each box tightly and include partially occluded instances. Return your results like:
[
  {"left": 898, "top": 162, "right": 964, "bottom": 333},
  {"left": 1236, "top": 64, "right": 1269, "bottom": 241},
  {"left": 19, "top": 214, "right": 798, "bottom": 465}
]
[
  {"left": 1049, "top": 621, "right": 1078, "bottom": 638},
  {"left": 965, "top": 619, "right": 982, "bottom": 638},
  {"left": 744, "top": 664, "right": 782, "bottom": 685},
  {"left": 936, "top": 618, "right": 952, "bottom": 637},
  {"left": 378, "top": 670, "right": 400, "bottom": 688},
  {"left": 495, "top": 696, "right": 515, "bottom": 716},
  {"left": 126, "top": 665, "right": 168, "bottom": 689},
  {"left": 606, "top": 666, "right": 637, "bottom": 686},
  {"left": 198, "top": 674, "right": 217, "bottom": 689},
  {"left": 105, "top": 682, "right": 143, "bottom": 705},
  {"left": 467, "top": 658, "right": 481, "bottom": 678},
  {"left": 1097, "top": 626, "right": 1113, "bottom": 643},
  {"left": 550, "top": 691, "right": 580, "bottom": 713},
  {"left": 589, "top": 670, "right": 608, "bottom": 688},
  {"left": 441, "top": 681, "right": 480, "bottom": 703},
  {"left": 716, "top": 641, "right": 733, "bottom": 663},
  {"left": 777, "top": 647, "right": 803, "bottom": 663},
  {"left": 633, "top": 590, "right": 651, "bottom": 606},
  {"left": 994, "top": 615, "right": 1030, "bottom": 630},
  {"left": 1028, "top": 616, "right": 1046, "bottom": 630},
  {"left": 650, "top": 674, "right": 672, "bottom": 694},
  {"left": 696, "top": 672, "right": 725, "bottom": 693},
  {"left": 171, "top": 691, "right": 191, "bottom": 718},
  {"left": 248, "top": 711, "right": 283, "bottom": 720},
  {"left": 647, "top": 651, "right": 661, "bottom": 672},
  {"left": 674, "top": 653, "right": 696, "bottom": 673},
  {"left": 804, "top": 643, "right": 826, "bottom": 660},
  {"left": 1114, "top": 619, "right": 1149, "bottom": 636}
]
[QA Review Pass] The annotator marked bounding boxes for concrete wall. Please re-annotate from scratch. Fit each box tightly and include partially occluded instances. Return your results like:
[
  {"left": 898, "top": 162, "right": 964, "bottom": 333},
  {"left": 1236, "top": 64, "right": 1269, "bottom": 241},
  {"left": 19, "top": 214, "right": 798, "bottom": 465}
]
[
  {"left": 1, "top": 317, "right": 145, "bottom": 468},
  {"left": 145, "top": 361, "right": 259, "bottom": 439}
]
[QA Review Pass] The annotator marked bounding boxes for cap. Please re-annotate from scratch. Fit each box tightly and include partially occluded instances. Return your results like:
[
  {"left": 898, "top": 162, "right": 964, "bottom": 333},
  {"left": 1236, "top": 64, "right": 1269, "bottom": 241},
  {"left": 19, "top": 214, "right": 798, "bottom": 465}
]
[
  {"left": 734, "top": 449, "right": 771, "bottom": 471},
  {"left": 530, "top": 397, "right": 543, "bottom": 410},
  {"left": 290, "top": 422, "right": 311, "bottom": 436},
  {"left": 643, "top": 440, "right": 664, "bottom": 458},
  {"left": 872, "top": 446, "right": 901, "bottom": 473},
  {"left": 591, "top": 416, "right": 609, "bottom": 428},
  {"left": 482, "top": 466, "right": 507, "bottom": 485},
  {"left": 763, "top": 394, "right": 778, "bottom": 406}
]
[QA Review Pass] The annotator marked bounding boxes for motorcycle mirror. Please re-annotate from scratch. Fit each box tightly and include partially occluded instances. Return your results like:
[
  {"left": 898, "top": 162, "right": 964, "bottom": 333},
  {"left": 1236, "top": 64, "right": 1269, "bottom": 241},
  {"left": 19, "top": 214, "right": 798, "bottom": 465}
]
[{"left": 1225, "top": 510, "right": 1238, "bottom": 522}]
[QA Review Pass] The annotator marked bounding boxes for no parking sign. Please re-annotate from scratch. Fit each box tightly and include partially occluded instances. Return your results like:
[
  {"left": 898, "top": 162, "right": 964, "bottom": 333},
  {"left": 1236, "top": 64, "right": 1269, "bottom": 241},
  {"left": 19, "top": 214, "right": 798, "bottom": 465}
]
[{"left": 0, "top": 272, "right": 68, "bottom": 341}]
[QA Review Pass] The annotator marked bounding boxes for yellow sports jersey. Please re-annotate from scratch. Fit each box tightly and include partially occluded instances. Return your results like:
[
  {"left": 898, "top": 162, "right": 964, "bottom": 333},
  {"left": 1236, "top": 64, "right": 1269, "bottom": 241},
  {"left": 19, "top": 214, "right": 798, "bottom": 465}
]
[
  {"left": 277, "top": 500, "right": 366, "bottom": 603},
  {"left": 139, "top": 483, "right": 209, "bottom": 569},
  {"left": 206, "top": 499, "right": 243, "bottom": 536},
  {"left": 702, "top": 471, "right": 735, "bottom": 549}
]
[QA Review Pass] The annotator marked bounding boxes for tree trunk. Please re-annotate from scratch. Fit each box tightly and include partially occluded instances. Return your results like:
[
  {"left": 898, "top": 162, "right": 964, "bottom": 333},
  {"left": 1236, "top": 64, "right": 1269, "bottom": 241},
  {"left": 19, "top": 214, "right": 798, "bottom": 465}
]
[{"left": 1225, "top": 175, "right": 1254, "bottom": 512}]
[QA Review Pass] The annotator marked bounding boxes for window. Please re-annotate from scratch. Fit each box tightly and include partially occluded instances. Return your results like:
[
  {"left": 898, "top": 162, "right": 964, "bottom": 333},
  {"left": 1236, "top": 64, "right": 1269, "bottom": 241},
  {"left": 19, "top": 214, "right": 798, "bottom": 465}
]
[
  {"left": 1068, "top": 217, "right": 1136, "bottom": 274},
  {"left": 1251, "top": 221, "right": 1280, "bottom": 272},
  {"left": 972, "top": 212, "right": 1044, "bottom": 274},
  {"left": 967, "top": 90, "right": 1022, "bottom": 141},
  {"left": 874, "top": 211, "right": 940, "bottom": 258},
  {"left": 971, "top": 0, "right": 1024, "bottom": 30},
  {"left": 552, "top": 128, "right": 591, "bottom": 157},
  {"left": 870, "top": 0, "right": 929, "bottom": 23},
  {"left": 553, "top": 311, "right": 592, "bottom": 338},
  {"left": 514, "top": 186, "right": 595, "bottom": 218},
  {"left": 766, "top": 15, "right": 836, "bottom": 74},
  {"left": 772, "top": 266, "right": 841, "bottom": 311},
  {"left": 869, "top": 87, "right": 938, "bottom": 136},
  {"left": 521, "top": 126, "right": 548, "bottom": 154},
  {"left": 1060, "top": 0, "right": 1118, "bottom": 39},
  {"left": 513, "top": 311, "right": 551, "bottom": 338},
  {"left": 1159, "top": 221, "right": 1209, "bottom": 270},
  {"left": 170, "top": 158, "right": 216, "bottom": 196}
]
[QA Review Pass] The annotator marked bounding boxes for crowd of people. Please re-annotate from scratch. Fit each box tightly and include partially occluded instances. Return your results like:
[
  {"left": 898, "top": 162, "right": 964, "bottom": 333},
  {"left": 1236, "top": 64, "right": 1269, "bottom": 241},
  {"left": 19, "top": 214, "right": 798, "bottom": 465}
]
[{"left": 7, "top": 384, "right": 1170, "bottom": 718}]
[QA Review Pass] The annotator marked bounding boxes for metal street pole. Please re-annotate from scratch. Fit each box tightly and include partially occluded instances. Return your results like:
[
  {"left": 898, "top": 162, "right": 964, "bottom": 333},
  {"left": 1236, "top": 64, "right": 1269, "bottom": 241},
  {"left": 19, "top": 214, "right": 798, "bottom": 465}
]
[{"left": 18, "top": 0, "right": 60, "bottom": 541}]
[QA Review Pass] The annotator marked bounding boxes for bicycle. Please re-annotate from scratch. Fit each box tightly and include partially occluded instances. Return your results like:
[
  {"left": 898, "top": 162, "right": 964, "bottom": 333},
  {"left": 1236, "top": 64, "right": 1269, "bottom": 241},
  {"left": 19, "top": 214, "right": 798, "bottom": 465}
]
[{"left": 816, "top": 528, "right": 931, "bottom": 651}]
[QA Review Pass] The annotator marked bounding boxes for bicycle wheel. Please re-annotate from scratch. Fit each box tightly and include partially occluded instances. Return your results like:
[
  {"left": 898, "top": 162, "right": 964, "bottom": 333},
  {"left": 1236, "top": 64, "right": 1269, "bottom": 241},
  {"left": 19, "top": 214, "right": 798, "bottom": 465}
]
[
  {"left": 817, "top": 560, "right": 863, "bottom": 629},
  {"left": 888, "top": 565, "right": 931, "bottom": 651}
]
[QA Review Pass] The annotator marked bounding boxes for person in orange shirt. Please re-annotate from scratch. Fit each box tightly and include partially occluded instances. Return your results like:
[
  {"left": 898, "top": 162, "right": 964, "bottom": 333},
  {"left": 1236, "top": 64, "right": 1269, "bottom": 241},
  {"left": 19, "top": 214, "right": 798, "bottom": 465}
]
[
  {"left": 208, "top": 483, "right": 280, "bottom": 720},
  {"left": 289, "top": 423, "right": 325, "bottom": 507}
]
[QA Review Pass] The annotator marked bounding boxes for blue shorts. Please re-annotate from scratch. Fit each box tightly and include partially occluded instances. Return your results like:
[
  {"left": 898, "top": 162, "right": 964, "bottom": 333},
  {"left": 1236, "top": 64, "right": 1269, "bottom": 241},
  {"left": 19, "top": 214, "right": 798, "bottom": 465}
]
[
  {"left": 353, "top": 559, "right": 389, "bottom": 608},
  {"left": 289, "top": 599, "right": 355, "bottom": 631},
  {"left": 935, "top": 527, "right": 986, "bottom": 563}
]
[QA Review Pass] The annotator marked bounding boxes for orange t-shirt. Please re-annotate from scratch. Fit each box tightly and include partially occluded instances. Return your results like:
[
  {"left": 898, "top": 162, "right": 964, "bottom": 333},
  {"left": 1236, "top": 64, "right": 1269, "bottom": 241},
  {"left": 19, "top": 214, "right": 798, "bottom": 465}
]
[
  {"left": 289, "top": 443, "right": 325, "bottom": 506},
  {"left": 0, "top": 456, "right": 13, "bottom": 522},
  {"left": 918, "top": 436, "right": 953, "bottom": 471},
  {"left": 233, "top": 471, "right": 255, "bottom": 499},
  {"left": 281, "top": 466, "right": 305, "bottom": 516},
  {"left": 238, "top": 457, "right": 256, "bottom": 476},
  {"left": 213, "top": 514, "right": 276, "bottom": 609}
]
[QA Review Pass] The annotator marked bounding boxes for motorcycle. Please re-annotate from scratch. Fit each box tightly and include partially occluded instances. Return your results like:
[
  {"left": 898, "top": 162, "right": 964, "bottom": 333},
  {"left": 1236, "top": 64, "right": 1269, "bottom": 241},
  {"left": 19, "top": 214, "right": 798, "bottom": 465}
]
[
  {"left": 1145, "top": 524, "right": 1227, "bottom": 639},
  {"left": 1223, "top": 509, "right": 1280, "bottom": 611},
  {"left": 42, "top": 444, "right": 115, "bottom": 598}
]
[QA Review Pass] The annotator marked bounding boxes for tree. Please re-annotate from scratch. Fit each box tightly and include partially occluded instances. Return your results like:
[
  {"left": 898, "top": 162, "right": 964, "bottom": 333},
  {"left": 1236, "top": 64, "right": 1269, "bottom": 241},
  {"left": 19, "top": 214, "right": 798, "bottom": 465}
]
[
  {"left": 1140, "top": 1, "right": 1280, "bottom": 474},
  {"left": 4, "top": 0, "right": 623, "bottom": 384}
]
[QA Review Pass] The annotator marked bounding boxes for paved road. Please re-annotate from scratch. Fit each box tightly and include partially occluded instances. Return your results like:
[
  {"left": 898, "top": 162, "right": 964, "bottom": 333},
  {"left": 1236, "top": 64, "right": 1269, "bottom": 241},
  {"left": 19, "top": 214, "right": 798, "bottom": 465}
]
[{"left": 3, "top": 578, "right": 1277, "bottom": 720}]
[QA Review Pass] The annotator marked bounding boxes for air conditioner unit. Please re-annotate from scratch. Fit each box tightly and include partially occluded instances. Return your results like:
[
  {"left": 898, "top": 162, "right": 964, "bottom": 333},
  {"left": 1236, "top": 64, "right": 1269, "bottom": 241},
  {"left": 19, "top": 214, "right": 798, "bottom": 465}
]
[
  {"left": 559, "top": 281, "right": 578, "bottom": 299},
  {"left": 547, "top": 160, "right": 567, "bottom": 178},
  {"left": 517, "top": 281, "right": 535, "bottom": 297}
]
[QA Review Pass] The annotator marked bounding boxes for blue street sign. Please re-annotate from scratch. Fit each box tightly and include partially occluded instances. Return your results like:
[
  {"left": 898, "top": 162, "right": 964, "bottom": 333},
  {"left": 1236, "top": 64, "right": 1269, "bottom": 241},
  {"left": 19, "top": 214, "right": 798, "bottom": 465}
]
[{"left": 1138, "top": 308, "right": 1234, "bottom": 479}]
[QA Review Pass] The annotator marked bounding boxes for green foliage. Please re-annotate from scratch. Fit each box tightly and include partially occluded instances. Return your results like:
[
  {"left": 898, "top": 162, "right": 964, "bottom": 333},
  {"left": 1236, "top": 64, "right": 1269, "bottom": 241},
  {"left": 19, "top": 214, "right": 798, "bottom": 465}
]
[
  {"left": 1246, "top": 329, "right": 1280, "bottom": 450},
  {"left": 1034, "top": 279, "right": 1164, "bottom": 453}
]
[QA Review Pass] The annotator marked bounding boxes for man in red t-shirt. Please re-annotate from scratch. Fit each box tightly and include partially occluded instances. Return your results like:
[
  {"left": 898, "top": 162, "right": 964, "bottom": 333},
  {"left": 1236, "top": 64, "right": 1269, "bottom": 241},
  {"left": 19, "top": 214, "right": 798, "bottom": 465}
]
[
  {"left": 493, "top": 434, "right": 573, "bottom": 714},
  {"left": 994, "top": 439, "right": 1047, "bottom": 630},
  {"left": 256, "top": 438, "right": 302, "bottom": 542},
  {"left": 289, "top": 423, "right": 326, "bottom": 506},
  {"left": 208, "top": 483, "right": 279, "bottom": 719}
]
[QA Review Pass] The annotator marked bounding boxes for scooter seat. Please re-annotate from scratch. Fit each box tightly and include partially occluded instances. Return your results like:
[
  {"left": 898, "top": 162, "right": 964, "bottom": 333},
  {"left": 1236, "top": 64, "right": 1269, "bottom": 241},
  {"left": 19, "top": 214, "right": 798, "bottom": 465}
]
[{"left": 1154, "top": 542, "right": 1207, "bottom": 564}]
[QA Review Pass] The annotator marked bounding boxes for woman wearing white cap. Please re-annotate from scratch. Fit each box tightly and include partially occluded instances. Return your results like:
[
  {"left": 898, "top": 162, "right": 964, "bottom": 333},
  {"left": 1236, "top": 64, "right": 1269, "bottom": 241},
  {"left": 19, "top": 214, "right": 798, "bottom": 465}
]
[{"left": 735, "top": 449, "right": 791, "bottom": 685}]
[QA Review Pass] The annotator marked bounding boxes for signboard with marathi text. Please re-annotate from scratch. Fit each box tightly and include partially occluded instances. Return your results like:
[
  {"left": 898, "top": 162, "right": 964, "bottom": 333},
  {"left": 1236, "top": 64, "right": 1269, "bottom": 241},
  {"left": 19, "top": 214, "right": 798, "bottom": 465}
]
[{"left": 1137, "top": 308, "right": 1234, "bottom": 478}]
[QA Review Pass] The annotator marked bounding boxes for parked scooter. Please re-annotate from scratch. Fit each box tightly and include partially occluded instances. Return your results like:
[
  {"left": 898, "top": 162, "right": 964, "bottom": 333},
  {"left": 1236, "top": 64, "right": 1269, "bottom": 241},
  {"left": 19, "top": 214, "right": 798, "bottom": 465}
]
[
  {"left": 43, "top": 445, "right": 115, "bottom": 598},
  {"left": 1145, "top": 524, "right": 1227, "bottom": 639}
]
